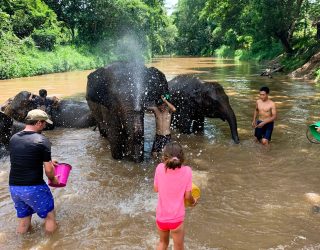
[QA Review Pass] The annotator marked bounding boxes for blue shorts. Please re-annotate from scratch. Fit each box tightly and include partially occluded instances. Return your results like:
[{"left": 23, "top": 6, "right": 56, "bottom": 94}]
[
  {"left": 9, "top": 184, "right": 54, "bottom": 219},
  {"left": 254, "top": 120, "right": 274, "bottom": 141}
]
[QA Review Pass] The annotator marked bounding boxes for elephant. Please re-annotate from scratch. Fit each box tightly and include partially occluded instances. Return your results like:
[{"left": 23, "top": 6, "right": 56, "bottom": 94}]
[
  {"left": 0, "top": 111, "right": 13, "bottom": 147},
  {"left": 169, "top": 75, "right": 240, "bottom": 143},
  {"left": 3, "top": 91, "right": 96, "bottom": 128},
  {"left": 86, "top": 61, "right": 169, "bottom": 162},
  {"left": 0, "top": 112, "right": 24, "bottom": 158},
  {"left": 50, "top": 100, "right": 96, "bottom": 128}
]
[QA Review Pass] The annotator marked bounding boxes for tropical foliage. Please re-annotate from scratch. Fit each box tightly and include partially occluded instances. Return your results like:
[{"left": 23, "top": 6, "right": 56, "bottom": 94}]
[
  {"left": 174, "top": 0, "right": 320, "bottom": 60},
  {"left": 0, "top": 0, "right": 319, "bottom": 79}
]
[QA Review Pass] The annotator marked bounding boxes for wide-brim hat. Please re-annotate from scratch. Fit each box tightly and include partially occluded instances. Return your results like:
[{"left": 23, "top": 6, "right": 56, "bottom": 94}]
[
  {"left": 26, "top": 109, "right": 53, "bottom": 124},
  {"left": 309, "top": 121, "right": 320, "bottom": 141}
]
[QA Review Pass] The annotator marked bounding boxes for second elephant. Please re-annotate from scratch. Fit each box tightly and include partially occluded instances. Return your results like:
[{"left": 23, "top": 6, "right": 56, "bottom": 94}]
[
  {"left": 169, "top": 75, "right": 240, "bottom": 143},
  {"left": 4, "top": 91, "right": 95, "bottom": 128}
]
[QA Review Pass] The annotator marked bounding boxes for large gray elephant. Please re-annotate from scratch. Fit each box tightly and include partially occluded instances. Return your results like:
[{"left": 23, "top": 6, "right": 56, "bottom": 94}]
[
  {"left": 0, "top": 112, "right": 24, "bottom": 158},
  {"left": 169, "top": 75, "right": 240, "bottom": 143},
  {"left": 4, "top": 91, "right": 95, "bottom": 128},
  {"left": 86, "top": 61, "right": 169, "bottom": 162}
]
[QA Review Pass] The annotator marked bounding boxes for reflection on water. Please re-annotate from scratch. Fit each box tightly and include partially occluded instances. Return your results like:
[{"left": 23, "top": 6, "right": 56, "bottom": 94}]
[{"left": 1, "top": 57, "right": 320, "bottom": 249}]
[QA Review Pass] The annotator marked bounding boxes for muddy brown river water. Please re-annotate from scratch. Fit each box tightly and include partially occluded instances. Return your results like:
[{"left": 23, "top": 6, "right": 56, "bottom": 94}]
[{"left": 1, "top": 57, "right": 320, "bottom": 249}]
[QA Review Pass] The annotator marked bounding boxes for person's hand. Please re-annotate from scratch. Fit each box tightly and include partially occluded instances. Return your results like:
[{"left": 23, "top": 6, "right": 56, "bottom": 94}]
[
  {"left": 161, "top": 95, "right": 166, "bottom": 101},
  {"left": 256, "top": 122, "right": 265, "bottom": 128},
  {"left": 252, "top": 121, "right": 256, "bottom": 128},
  {"left": 317, "top": 127, "right": 320, "bottom": 133},
  {"left": 52, "top": 160, "right": 59, "bottom": 167},
  {"left": 191, "top": 197, "right": 199, "bottom": 207},
  {"left": 50, "top": 176, "right": 60, "bottom": 185}
]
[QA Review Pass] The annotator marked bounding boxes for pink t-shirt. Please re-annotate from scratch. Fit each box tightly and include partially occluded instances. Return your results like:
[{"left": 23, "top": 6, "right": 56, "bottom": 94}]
[{"left": 154, "top": 163, "right": 192, "bottom": 223}]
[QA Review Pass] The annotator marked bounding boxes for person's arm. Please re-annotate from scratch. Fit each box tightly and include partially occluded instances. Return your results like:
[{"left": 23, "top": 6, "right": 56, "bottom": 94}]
[
  {"left": 147, "top": 106, "right": 157, "bottom": 112},
  {"left": 154, "top": 185, "right": 158, "bottom": 192},
  {"left": 252, "top": 101, "right": 258, "bottom": 128},
  {"left": 161, "top": 95, "right": 176, "bottom": 113},
  {"left": 44, "top": 161, "right": 59, "bottom": 185},
  {"left": 51, "top": 96, "right": 60, "bottom": 108},
  {"left": 184, "top": 190, "right": 198, "bottom": 207}
]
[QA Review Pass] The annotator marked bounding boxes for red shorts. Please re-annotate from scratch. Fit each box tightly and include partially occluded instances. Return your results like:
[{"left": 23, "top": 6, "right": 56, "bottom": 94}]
[{"left": 156, "top": 220, "right": 183, "bottom": 231}]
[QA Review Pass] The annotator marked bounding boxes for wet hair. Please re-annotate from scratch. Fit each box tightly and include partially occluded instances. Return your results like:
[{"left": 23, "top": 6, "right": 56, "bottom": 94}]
[
  {"left": 39, "top": 89, "right": 47, "bottom": 97},
  {"left": 260, "top": 86, "right": 269, "bottom": 94},
  {"left": 162, "top": 142, "right": 185, "bottom": 170}
]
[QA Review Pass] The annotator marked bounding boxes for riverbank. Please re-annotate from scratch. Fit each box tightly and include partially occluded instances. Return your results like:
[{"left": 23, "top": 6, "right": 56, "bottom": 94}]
[
  {"left": 1, "top": 44, "right": 319, "bottom": 82},
  {"left": 0, "top": 45, "right": 106, "bottom": 80}
]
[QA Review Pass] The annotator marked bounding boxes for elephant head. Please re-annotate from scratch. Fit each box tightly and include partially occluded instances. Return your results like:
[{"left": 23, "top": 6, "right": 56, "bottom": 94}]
[
  {"left": 169, "top": 75, "right": 239, "bottom": 143},
  {"left": 86, "top": 61, "right": 169, "bottom": 162},
  {"left": 4, "top": 91, "right": 36, "bottom": 122}
]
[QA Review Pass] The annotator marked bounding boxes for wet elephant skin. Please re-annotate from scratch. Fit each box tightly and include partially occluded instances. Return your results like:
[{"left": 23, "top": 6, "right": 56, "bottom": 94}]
[
  {"left": 86, "top": 61, "right": 169, "bottom": 162},
  {"left": 169, "top": 75, "right": 240, "bottom": 143}
]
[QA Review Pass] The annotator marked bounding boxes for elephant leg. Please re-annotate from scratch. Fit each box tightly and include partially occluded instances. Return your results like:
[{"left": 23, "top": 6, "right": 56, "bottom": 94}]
[
  {"left": 109, "top": 132, "right": 125, "bottom": 160},
  {"left": 87, "top": 100, "right": 107, "bottom": 136},
  {"left": 192, "top": 116, "right": 205, "bottom": 133},
  {"left": 177, "top": 114, "right": 193, "bottom": 134},
  {"left": 107, "top": 117, "right": 126, "bottom": 160}
]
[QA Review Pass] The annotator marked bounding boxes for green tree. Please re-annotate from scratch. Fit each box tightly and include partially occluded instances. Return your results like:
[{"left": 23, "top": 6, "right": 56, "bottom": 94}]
[{"left": 174, "top": 0, "right": 213, "bottom": 55}]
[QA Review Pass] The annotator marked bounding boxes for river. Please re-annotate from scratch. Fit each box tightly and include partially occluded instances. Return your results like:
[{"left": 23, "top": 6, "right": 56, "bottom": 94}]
[{"left": 1, "top": 57, "right": 320, "bottom": 249}]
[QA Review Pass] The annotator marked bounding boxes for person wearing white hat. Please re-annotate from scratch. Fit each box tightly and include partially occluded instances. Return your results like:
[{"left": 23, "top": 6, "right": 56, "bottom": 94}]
[{"left": 8, "top": 109, "right": 59, "bottom": 234}]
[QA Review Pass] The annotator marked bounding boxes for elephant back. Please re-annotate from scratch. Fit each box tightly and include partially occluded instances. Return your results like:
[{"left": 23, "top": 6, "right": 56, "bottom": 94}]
[{"left": 51, "top": 100, "right": 95, "bottom": 128}]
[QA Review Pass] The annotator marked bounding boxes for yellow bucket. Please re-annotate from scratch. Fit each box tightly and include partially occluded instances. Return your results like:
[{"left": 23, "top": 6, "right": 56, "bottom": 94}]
[{"left": 185, "top": 183, "right": 201, "bottom": 207}]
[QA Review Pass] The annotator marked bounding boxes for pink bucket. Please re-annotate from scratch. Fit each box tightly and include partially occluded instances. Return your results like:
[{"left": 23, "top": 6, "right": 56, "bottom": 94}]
[{"left": 48, "top": 163, "right": 72, "bottom": 188}]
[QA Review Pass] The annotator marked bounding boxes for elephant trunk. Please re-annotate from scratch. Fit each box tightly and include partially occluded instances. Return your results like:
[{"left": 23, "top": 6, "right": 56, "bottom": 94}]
[
  {"left": 223, "top": 105, "right": 240, "bottom": 144},
  {"left": 130, "top": 110, "right": 144, "bottom": 162}
]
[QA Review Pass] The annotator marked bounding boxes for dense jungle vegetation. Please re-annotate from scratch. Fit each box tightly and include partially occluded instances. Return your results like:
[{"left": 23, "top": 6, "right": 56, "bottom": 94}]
[{"left": 0, "top": 0, "right": 319, "bottom": 80}]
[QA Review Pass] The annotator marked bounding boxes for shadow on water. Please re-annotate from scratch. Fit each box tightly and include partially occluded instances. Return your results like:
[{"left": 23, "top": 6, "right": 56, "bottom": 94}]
[{"left": 1, "top": 57, "right": 320, "bottom": 249}]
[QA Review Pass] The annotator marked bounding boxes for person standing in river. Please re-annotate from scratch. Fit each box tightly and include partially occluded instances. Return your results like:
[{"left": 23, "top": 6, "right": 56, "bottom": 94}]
[
  {"left": 9, "top": 109, "right": 59, "bottom": 234},
  {"left": 252, "top": 86, "right": 277, "bottom": 145},
  {"left": 30, "top": 89, "right": 60, "bottom": 115},
  {"left": 148, "top": 95, "right": 176, "bottom": 158},
  {"left": 154, "top": 142, "right": 198, "bottom": 250}
]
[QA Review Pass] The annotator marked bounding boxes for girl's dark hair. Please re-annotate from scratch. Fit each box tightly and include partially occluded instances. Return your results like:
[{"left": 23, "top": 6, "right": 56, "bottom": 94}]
[{"left": 162, "top": 142, "right": 185, "bottom": 170}]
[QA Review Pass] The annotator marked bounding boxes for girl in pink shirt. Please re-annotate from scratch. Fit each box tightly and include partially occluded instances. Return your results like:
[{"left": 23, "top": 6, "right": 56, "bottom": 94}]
[{"left": 154, "top": 142, "right": 198, "bottom": 250}]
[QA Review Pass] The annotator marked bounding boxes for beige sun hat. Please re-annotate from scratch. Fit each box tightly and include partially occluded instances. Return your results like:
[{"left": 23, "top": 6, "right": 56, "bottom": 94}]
[{"left": 26, "top": 109, "right": 53, "bottom": 124}]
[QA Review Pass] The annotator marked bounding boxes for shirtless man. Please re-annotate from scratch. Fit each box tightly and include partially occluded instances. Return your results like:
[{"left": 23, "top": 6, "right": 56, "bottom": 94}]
[
  {"left": 148, "top": 95, "right": 176, "bottom": 158},
  {"left": 252, "top": 86, "right": 277, "bottom": 145}
]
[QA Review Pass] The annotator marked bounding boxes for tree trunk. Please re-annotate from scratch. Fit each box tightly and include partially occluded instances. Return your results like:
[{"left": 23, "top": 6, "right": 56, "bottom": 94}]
[{"left": 275, "top": 31, "right": 294, "bottom": 54}]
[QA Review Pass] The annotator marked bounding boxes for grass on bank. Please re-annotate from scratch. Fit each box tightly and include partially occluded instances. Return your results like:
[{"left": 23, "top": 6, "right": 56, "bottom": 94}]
[{"left": 0, "top": 43, "right": 106, "bottom": 79}]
